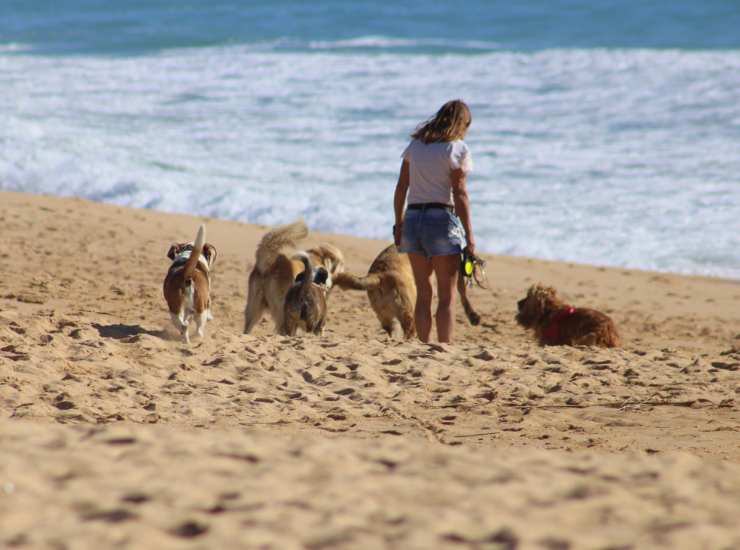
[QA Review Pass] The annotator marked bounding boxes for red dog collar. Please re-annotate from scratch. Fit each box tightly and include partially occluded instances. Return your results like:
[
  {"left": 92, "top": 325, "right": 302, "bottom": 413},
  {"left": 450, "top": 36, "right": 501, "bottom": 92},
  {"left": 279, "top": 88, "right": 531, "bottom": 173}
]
[{"left": 542, "top": 307, "right": 576, "bottom": 344}]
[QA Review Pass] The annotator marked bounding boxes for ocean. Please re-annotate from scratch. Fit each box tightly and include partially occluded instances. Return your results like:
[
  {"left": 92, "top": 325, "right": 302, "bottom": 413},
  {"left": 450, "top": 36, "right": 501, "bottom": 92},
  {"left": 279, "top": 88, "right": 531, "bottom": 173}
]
[{"left": 2, "top": 1, "right": 739, "bottom": 278}]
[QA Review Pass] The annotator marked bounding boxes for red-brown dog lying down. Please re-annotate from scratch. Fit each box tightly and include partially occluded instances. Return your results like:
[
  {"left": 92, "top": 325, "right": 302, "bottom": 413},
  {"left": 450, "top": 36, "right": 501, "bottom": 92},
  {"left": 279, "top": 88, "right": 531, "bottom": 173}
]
[
  {"left": 163, "top": 225, "right": 217, "bottom": 343},
  {"left": 516, "top": 284, "right": 620, "bottom": 347}
]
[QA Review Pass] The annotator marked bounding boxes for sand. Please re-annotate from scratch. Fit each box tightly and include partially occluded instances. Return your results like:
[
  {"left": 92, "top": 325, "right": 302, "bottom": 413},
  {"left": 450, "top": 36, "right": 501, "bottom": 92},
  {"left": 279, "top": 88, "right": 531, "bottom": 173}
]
[{"left": 1, "top": 190, "right": 739, "bottom": 549}]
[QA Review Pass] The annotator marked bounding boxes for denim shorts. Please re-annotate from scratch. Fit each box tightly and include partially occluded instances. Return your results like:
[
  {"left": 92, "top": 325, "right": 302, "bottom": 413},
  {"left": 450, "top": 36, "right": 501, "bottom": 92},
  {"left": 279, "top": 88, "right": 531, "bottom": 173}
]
[{"left": 399, "top": 207, "right": 466, "bottom": 257}]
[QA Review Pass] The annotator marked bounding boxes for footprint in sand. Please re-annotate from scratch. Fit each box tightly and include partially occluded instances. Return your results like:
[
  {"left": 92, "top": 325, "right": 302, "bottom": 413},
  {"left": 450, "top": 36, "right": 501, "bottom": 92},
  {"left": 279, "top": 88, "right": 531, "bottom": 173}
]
[
  {"left": 327, "top": 407, "right": 347, "bottom": 421},
  {"left": 80, "top": 508, "right": 137, "bottom": 523},
  {"left": 1, "top": 345, "right": 30, "bottom": 361},
  {"left": 170, "top": 520, "right": 209, "bottom": 538},
  {"left": 53, "top": 393, "right": 75, "bottom": 410}
]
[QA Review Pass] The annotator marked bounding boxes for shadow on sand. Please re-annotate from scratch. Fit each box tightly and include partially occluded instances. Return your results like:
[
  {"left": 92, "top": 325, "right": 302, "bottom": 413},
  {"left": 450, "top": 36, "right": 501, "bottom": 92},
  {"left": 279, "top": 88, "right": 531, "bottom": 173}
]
[{"left": 92, "top": 323, "right": 169, "bottom": 340}]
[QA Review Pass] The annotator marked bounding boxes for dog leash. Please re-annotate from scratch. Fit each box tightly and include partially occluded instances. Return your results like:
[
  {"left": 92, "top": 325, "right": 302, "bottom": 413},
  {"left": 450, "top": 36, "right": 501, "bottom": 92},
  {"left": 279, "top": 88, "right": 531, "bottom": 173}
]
[{"left": 460, "top": 248, "right": 489, "bottom": 290}]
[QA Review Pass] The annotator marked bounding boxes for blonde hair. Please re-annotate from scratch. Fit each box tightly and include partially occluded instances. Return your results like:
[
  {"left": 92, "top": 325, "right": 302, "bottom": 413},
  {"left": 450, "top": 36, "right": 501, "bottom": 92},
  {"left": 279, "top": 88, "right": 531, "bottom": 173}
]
[{"left": 411, "top": 99, "right": 471, "bottom": 144}]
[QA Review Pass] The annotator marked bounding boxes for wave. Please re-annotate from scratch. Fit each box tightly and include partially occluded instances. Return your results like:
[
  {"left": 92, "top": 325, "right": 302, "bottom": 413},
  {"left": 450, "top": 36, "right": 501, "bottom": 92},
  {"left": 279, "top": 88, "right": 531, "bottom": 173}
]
[
  {"left": 0, "top": 43, "right": 32, "bottom": 53},
  {"left": 305, "top": 36, "right": 502, "bottom": 52},
  {"left": 148, "top": 36, "right": 504, "bottom": 55},
  {"left": 3, "top": 0, "right": 740, "bottom": 56}
]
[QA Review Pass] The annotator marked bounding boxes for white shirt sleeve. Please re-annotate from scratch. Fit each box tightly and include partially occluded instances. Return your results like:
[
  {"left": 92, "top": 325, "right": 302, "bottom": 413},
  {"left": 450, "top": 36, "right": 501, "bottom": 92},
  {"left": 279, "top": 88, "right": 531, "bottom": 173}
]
[
  {"left": 401, "top": 140, "right": 414, "bottom": 161},
  {"left": 450, "top": 141, "right": 473, "bottom": 174}
]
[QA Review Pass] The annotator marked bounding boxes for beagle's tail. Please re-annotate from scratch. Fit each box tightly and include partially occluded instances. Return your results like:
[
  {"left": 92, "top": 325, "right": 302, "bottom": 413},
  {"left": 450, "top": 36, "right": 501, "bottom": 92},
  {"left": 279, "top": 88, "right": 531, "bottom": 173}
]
[
  {"left": 294, "top": 252, "right": 314, "bottom": 291},
  {"left": 182, "top": 225, "right": 206, "bottom": 286}
]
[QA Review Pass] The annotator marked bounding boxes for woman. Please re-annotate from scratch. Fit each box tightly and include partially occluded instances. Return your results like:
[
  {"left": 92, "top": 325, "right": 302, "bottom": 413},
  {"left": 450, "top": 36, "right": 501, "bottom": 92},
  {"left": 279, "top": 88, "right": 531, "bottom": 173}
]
[{"left": 393, "top": 99, "right": 476, "bottom": 344}]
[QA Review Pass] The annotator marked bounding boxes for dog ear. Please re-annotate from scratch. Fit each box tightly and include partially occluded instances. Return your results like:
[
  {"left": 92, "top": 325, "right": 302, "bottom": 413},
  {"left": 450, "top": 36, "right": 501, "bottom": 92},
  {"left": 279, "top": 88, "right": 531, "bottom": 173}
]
[
  {"left": 203, "top": 244, "right": 218, "bottom": 267},
  {"left": 167, "top": 244, "right": 178, "bottom": 260},
  {"left": 329, "top": 256, "right": 342, "bottom": 275},
  {"left": 313, "top": 267, "right": 329, "bottom": 286}
]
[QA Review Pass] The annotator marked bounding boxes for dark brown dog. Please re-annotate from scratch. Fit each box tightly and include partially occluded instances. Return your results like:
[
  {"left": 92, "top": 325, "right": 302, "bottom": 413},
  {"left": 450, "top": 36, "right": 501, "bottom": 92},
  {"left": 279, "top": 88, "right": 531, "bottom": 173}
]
[
  {"left": 163, "top": 225, "right": 218, "bottom": 343},
  {"left": 334, "top": 244, "right": 482, "bottom": 339},
  {"left": 516, "top": 284, "right": 620, "bottom": 347},
  {"left": 282, "top": 253, "right": 328, "bottom": 336}
]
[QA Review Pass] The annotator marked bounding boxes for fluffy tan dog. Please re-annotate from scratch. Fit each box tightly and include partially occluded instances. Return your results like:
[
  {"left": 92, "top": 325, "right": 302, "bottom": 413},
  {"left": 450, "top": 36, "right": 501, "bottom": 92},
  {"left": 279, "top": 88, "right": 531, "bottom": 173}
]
[
  {"left": 334, "top": 244, "right": 481, "bottom": 339},
  {"left": 282, "top": 253, "right": 328, "bottom": 336},
  {"left": 163, "top": 225, "right": 218, "bottom": 343},
  {"left": 516, "top": 284, "right": 620, "bottom": 347},
  {"left": 243, "top": 220, "right": 344, "bottom": 335}
]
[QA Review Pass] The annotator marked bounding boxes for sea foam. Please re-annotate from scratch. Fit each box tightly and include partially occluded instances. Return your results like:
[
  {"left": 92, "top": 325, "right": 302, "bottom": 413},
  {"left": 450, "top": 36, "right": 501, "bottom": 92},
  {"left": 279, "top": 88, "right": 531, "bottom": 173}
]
[{"left": 1, "top": 46, "right": 739, "bottom": 278}]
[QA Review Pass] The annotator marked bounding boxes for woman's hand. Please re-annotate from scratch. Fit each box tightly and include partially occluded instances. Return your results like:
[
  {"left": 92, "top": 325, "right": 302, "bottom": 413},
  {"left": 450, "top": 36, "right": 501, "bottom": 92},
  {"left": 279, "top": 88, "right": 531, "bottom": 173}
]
[
  {"left": 451, "top": 168, "right": 476, "bottom": 258},
  {"left": 465, "top": 235, "right": 476, "bottom": 257},
  {"left": 393, "top": 223, "right": 403, "bottom": 247}
]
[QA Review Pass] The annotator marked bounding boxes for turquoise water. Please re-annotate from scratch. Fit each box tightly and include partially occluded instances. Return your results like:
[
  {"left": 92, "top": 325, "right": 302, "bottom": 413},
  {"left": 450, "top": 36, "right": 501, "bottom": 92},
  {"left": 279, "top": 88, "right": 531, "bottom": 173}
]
[
  {"left": 3, "top": 1, "right": 740, "bottom": 54},
  {"left": 1, "top": 1, "right": 739, "bottom": 277}
]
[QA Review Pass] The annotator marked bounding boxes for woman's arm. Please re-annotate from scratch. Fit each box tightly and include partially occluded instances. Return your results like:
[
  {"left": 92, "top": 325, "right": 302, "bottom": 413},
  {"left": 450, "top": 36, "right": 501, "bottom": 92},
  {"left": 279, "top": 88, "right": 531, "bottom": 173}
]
[
  {"left": 450, "top": 168, "right": 476, "bottom": 256},
  {"left": 393, "top": 160, "right": 410, "bottom": 246}
]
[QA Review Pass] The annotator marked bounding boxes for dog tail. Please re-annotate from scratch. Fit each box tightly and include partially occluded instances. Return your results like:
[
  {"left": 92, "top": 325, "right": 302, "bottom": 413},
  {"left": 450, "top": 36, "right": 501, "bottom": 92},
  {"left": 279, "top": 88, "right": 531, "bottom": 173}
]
[
  {"left": 294, "top": 252, "right": 314, "bottom": 288},
  {"left": 255, "top": 220, "right": 309, "bottom": 274},
  {"left": 333, "top": 272, "right": 382, "bottom": 291},
  {"left": 294, "top": 252, "right": 314, "bottom": 321},
  {"left": 183, "top": 224, "right": 206, "bottom": 286}
]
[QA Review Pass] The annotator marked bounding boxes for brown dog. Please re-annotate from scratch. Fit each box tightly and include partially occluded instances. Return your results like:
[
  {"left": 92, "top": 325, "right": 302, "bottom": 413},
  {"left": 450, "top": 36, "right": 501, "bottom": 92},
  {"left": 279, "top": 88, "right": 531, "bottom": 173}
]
[
  {"left": 334, "top": 244, "right": 481, "bottom": 339},
  {"left": 516, "top": 284, "right": 620, "bottom": 347},
  {"left": 282, "top": 253, "right": 329, "bottom": 336},
  {"left": 163, "top": 225, "right": 218, "bottom": 343},
  {"left": 243, "top": 220, "right": 344, "bottom": 335}
]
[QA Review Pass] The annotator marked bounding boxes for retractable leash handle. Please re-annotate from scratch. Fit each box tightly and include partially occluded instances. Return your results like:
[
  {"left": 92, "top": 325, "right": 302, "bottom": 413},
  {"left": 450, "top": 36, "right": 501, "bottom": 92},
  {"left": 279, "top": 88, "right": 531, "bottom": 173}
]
[
  {"left": 461, "top": 247, "right": 475, "bottom": 285},
  {"left": 460, "top": 248, "right": 489, "bottom": 289}
]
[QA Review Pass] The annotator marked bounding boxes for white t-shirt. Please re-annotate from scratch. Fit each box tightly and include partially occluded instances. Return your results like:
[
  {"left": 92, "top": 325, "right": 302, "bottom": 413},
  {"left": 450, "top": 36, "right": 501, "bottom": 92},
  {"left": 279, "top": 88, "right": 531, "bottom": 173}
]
[{"left": 401, "top": 139, "right": 473, "bottom": 206}]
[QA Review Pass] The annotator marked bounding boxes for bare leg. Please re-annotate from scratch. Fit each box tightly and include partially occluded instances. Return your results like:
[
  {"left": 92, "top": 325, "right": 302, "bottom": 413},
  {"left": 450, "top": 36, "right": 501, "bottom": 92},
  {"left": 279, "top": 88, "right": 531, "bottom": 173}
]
[
  {"left": 408, "top": 253, "right": 433, "bottom": 343},
  {"left": 431, "top": 254, "right": 460, "bottom": 343}
]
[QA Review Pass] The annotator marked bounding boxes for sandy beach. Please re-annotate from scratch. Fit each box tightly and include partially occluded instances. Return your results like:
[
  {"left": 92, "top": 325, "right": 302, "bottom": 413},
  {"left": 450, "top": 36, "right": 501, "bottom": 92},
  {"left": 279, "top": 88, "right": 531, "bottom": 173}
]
[{"left": 1, "top": 190, "right": 739, "bottom": 549}]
